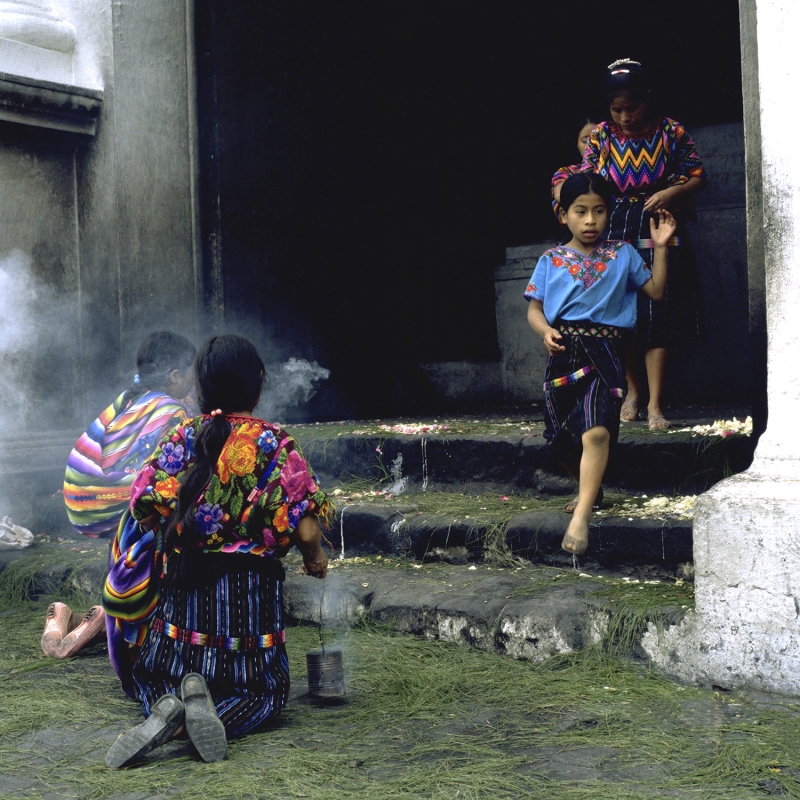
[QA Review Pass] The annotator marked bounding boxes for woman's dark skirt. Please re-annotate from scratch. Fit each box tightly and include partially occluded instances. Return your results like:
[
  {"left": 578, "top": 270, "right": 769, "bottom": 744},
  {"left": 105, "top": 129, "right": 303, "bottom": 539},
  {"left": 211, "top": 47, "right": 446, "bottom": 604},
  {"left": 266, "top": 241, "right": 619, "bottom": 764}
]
[
  {"left": 543, "top": 326, "right": 627, "bottom": 461},
  {"left": 132, "top": 569, "right": 290, "bottom": 737},
  {"left": 607, "top": 197, "right": 704, "bottom": 349}
]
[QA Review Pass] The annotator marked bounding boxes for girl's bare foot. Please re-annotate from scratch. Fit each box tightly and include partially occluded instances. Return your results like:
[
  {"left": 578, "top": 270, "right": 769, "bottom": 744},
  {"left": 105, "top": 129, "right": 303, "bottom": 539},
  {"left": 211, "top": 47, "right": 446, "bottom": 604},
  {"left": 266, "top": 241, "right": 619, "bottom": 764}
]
[
  {"left": 561, "top": 515, "right": 589, "bottom": 555},
  {"left": 564, "top": 487, "right": 604, "bottom": 514},
  {"left": 620, "top": 395, "right": 639, "bottom": 422}
]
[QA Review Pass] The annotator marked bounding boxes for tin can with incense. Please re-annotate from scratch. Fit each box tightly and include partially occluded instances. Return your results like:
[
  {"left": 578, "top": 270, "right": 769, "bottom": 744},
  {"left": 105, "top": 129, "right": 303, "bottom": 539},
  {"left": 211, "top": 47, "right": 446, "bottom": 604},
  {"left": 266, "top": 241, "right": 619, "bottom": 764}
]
[{"left": 306, "top": 584, "right": 345, "bottom": 699}]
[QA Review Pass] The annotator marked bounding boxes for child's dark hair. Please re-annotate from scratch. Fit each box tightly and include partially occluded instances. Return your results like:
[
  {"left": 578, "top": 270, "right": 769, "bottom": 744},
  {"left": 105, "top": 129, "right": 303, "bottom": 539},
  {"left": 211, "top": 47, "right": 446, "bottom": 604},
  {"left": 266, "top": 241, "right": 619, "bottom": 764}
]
[
  {"left": 162, "top": 334, "right": 267, "bottom": 584},
  {"left": 128, "top": 331, "right": 195, "bottom": 398},
  {"left": 559, "top": 172, "right": 613, "bottom": 215},
  {"left": 604, "top": 58, "right": 651, "bottom": 104}
]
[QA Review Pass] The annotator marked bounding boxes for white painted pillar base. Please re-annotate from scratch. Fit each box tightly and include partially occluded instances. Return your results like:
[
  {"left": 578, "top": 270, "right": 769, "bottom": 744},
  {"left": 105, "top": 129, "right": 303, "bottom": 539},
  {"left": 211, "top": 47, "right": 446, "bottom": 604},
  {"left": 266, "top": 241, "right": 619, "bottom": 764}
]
[
  {"left": 643, "top": 468, "right": 800, "bottom": 695},
  {"left": 643, "top": 0, "right": 800, "bottom": 697}
]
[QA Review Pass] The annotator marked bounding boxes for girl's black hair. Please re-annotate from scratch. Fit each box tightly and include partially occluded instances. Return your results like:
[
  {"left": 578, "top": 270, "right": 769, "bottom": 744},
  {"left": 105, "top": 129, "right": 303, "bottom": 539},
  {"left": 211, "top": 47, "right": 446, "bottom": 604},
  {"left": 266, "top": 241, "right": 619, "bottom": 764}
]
[
  {"left": 162, "top": 334, "right": 267, "bottom": 586},
  {"left": 123, "top": 331, "right": 196, "bottom": 402},
  {"left": 604, "top": 59, "right": 652, "bottom": 105},
  {"left": 559, "top": 172, "right": 613, "bottom": 215}
]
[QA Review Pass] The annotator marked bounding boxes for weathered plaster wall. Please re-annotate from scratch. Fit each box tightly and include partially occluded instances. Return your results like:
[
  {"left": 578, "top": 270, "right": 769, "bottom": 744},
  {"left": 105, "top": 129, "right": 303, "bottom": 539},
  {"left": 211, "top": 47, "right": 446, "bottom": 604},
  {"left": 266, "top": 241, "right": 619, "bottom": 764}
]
[
  {"left": 644, "top": 0, "right": 800, "bottom": 697},
  {"left": 494, "top": 122, "right": 750, "bottom": 408},
  {"left": 0, "top": 0, "right": 199, "bottom": 424},
  {"left": 0, "top": 1, "right": 200, "bottom": 518}
]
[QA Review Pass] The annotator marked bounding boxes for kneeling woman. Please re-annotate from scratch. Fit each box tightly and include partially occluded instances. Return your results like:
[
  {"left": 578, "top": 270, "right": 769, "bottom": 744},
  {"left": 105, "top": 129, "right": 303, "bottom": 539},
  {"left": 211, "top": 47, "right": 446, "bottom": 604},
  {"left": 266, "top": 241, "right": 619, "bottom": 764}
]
[{"left": 105, "top": 335, "right": 331, "bottom": 768}]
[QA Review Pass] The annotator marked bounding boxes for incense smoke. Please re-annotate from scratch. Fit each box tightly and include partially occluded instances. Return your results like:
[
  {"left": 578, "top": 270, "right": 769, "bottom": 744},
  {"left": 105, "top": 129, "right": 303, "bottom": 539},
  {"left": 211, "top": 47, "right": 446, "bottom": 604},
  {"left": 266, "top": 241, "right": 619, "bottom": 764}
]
[{"left": 259, "top": 357, "right": 331, "bottom": 422}]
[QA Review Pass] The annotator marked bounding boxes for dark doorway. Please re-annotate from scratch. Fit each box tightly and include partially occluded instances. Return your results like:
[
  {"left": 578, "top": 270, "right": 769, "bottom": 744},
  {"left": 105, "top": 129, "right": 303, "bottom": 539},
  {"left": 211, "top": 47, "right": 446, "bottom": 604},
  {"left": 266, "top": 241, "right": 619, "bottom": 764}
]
[{"left": 195, "top": 1, "right": 743, "bottom": 421}]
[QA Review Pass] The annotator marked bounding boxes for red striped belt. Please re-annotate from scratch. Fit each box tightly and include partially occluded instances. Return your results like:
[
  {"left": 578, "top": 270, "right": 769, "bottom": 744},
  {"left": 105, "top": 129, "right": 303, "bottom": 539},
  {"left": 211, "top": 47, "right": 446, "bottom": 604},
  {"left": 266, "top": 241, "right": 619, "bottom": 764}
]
[{"left": 152, "top": 618, "right": 286, "bottom": 651}]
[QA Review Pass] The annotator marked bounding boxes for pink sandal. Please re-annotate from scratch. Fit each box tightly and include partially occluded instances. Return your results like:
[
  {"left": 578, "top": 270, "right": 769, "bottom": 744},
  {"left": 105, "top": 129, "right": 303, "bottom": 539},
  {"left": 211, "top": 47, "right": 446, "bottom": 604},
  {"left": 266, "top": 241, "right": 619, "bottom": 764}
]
[
  {"left": 55, "top": 605, "right": 106, "bottom": 658},
  {"left": 41, "top": 602, "right": 74, "bottom": 658}
]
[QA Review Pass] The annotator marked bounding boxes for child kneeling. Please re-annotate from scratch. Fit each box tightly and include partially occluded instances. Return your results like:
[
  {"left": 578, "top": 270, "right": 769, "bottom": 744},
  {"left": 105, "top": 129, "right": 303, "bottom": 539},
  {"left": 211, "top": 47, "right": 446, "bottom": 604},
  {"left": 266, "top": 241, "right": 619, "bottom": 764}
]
[{"left": 525, "top": 173, "right": 676, "bottom": 555}]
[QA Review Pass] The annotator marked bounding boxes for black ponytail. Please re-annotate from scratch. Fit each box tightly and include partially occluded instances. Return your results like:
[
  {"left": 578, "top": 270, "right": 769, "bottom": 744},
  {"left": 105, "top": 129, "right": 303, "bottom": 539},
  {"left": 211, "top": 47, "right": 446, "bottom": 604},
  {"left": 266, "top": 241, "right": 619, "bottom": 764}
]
[{"left": 161, "top": 335, "right": 266, "bottom": 586}]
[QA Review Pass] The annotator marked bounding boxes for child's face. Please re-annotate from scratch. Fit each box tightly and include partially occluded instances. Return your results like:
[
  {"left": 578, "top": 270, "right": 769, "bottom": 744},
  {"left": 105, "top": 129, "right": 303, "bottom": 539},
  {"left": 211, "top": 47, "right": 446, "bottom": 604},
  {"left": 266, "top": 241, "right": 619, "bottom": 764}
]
[
  {"left": 559, "top": 191, "right": 608, "bottom": 248},
  {"left": 609, "top": 94, "right": 648, "bottom": 136},
  {"left": 576, "top": 121, "right": 595, "bottom": 158}
]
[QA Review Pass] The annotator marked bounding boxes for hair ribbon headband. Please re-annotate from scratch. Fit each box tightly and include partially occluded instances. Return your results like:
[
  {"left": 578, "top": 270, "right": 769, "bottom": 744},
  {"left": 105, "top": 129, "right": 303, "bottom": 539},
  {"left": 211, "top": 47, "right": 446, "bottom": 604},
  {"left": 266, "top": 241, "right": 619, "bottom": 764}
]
[{"left": 607, "top": 58, "right": 641, "bottom": 71}]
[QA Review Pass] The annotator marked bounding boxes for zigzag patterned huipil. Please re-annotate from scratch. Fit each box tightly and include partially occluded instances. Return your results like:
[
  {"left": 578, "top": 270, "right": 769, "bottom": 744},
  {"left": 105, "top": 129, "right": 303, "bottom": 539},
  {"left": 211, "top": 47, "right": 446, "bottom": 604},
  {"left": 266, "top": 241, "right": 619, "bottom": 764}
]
[{"left": 581, "top": 118, "right": 706, "bottom": 196}]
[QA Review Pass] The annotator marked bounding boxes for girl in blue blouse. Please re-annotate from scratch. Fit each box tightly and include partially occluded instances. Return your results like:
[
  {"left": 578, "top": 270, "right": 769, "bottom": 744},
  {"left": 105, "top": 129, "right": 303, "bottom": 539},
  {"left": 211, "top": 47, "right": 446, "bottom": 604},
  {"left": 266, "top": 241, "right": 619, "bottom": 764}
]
[{"left": 525, "top": 172, "right": 676, "bottom": 554}]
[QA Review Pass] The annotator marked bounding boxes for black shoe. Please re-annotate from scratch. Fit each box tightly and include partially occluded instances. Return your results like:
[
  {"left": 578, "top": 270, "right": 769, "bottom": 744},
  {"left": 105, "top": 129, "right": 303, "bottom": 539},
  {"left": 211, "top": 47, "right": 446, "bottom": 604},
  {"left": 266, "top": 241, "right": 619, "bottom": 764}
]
[
  {"left": 105, "top": 693, "right": 184, "bottom": 769},
  {"left": 181, "top": 673, "right": 227, "bottom": 762}
]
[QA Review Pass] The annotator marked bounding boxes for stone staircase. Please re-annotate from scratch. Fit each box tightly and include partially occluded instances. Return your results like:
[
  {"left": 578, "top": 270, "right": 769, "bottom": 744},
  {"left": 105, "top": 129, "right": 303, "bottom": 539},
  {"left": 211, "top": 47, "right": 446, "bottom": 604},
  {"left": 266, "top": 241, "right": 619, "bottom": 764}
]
[{"left": 295, "top": 405, "right": 754, "bottom": 573}]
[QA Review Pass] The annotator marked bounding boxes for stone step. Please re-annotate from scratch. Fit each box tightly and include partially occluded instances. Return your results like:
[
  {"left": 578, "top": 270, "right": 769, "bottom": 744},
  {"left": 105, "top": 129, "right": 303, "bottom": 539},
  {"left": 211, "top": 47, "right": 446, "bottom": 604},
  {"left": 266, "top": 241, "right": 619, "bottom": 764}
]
[
  {"left": 0, "top": 543, "right": 690, "bottom": 669},
  {"left": 293, "top": 410, "right": 755, "bottom": 497},
  {"left": 330, "top": 500, "right": 693, "bottom": 570}
]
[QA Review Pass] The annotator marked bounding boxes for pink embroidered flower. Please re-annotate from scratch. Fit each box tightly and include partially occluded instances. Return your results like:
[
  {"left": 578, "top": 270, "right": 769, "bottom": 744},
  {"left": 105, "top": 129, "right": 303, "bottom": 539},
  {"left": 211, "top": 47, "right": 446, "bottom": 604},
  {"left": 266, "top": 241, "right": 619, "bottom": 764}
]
[
  {"left": 281, "top": 450, "right": 318, "bottom": 502},
  {"left": 130, "top": 464, "right": 156, "bottom": 507},
  {"left": 583, "top": 273, "right": 596, "bottom": 289},
  {"left": 262, "top": 527, "right": 277, "bottom": 549}
]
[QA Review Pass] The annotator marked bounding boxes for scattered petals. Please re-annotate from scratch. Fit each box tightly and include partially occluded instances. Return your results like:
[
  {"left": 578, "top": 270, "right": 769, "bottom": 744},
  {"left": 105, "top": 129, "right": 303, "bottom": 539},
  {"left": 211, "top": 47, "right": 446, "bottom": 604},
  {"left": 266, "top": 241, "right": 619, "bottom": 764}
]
[{"left": 669, "top": 416, "right": 752, "bottom": 438}]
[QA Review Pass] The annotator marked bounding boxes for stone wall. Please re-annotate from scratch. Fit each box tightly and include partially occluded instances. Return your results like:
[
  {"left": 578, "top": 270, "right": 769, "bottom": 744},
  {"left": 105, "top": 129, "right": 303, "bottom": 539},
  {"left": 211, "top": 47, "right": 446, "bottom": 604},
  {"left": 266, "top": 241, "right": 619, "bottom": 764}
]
[
  {"left": 0, "top": 0, "right": 197, "bottom": 428},
  {"left": 0, "top": 1, "right": 199, "bottom": 516}
]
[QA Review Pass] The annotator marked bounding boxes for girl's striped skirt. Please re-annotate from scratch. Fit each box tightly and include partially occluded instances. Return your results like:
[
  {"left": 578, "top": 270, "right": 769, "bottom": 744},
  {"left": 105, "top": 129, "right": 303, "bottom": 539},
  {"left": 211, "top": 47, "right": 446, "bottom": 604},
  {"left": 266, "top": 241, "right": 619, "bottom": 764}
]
[
  {"left": 543, "top": 322, "right": 627, "bottom": 461},
  {"left": 132, "top": 568, "right": 290, "bottom": 737}
]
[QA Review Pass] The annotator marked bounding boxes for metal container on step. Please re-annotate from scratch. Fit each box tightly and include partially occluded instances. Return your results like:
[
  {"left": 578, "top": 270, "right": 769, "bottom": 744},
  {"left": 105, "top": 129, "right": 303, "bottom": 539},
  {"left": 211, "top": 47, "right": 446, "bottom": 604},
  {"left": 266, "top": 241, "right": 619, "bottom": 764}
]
[{"left": 306, "top": 648, "right": 345, "bottom": 698}]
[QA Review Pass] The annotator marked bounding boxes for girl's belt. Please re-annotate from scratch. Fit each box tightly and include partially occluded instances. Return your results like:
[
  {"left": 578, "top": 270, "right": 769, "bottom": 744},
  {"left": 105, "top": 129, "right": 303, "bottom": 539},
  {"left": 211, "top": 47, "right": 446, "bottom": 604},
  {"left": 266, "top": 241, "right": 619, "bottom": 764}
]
[
  {"left": 152, "top": 617, "right": 286, "bottom": 650},
  {"left": 557, "top": 321, "right": 625, "bottom": 339}
]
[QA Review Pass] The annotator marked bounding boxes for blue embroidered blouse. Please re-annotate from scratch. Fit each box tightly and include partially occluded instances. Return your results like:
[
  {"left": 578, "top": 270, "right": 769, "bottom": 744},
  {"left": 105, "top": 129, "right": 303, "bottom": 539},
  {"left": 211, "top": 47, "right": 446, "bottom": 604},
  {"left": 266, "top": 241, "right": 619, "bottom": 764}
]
[{"left": 524, "top": 240, "right": 651, "bottom": 329}]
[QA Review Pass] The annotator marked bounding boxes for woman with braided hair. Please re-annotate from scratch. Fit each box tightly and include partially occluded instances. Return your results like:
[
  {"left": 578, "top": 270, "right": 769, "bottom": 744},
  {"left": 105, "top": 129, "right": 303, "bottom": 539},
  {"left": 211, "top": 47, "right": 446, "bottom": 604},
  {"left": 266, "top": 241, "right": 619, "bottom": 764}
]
[{"left": 104, "top": 334, "right": 331, "bottom": 768}]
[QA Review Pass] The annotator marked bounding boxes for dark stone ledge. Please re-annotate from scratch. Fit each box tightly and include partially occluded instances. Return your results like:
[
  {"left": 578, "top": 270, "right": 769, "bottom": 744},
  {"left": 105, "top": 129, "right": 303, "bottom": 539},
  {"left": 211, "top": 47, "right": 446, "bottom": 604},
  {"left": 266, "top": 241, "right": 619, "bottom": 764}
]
[{"left": 0, "top": 71, "right": 102, "bottom": 135}]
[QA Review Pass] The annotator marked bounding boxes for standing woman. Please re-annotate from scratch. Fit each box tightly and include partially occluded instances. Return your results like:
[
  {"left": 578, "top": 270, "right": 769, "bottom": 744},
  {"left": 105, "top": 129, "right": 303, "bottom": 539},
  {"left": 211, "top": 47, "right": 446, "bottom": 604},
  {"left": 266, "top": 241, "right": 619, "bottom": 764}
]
[{"left": 581, "top": 59, "right": 706, "bottom": 429}]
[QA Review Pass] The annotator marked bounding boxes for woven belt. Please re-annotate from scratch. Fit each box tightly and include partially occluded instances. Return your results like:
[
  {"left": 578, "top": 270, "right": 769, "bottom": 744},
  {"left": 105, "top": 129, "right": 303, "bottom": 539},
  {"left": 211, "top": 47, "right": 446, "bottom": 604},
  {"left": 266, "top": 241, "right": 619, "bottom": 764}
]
[
  {"left": 544, "top": 365, "right": 594, "bottom": 391},
  {"left": 634, "top": 236, "right": 681, "bottom": 248},
  {"left": 558, "top": 322, "right": 624, "bottom": 339},
  {"left": 152, "top": 618, "right": 286, "bottom": 651}
]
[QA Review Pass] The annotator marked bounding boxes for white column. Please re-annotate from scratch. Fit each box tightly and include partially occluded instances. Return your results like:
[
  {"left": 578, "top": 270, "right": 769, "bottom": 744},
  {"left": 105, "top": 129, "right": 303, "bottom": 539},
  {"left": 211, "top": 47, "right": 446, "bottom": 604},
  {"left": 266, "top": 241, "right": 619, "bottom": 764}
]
[
  {"left": 642, "top": 0, "right": 800, "bottom": 695},
  {"left": 0, "top": 1, "right": 75, "bottom": 83}
]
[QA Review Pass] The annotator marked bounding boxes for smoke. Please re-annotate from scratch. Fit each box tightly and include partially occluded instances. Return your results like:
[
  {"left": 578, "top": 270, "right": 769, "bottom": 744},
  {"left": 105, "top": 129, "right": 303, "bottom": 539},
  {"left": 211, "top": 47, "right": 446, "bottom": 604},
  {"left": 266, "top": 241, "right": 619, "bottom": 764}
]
[
  {"left": 258, "top": 357, "right": 331, "bottom": 422},
  {"left": 0, "top": 249, "right": 78, "bottom": 433}
]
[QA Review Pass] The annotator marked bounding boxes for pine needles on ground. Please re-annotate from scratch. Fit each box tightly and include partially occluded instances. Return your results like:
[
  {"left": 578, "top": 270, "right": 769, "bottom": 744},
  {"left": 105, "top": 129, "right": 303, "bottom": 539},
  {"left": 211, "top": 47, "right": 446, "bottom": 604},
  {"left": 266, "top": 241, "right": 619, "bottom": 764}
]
[{"left": 1, "top": 606, "right": 800, "bottom": 799}]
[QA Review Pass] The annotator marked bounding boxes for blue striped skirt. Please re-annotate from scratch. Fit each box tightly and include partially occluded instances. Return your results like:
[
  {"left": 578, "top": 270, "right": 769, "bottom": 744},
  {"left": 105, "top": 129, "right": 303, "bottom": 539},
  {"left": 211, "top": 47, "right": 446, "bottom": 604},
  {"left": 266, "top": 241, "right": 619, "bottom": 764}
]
[
  {"left": 132, "top": 569, "right": 290, "bottom": 737},
  {"left": 543, "top": 326, "right": 627, "bottom": 461}
]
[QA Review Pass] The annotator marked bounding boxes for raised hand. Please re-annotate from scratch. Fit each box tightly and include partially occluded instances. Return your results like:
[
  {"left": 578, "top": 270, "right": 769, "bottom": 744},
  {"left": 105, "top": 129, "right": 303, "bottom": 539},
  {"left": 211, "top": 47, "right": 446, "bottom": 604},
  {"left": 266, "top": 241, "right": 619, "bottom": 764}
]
[{"left": 649, "top": 209, "right": 677, "bottom": 247}]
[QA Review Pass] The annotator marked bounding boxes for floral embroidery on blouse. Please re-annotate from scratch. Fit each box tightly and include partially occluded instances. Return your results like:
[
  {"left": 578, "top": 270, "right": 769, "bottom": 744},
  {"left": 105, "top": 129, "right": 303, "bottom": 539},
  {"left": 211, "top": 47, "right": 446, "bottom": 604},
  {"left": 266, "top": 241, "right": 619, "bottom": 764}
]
[
  {"left": 545, "top": 242, "right": 625, "bottom": 291},
  {"left": 130, "top": 416, "right": 333, "bottom": 558}
]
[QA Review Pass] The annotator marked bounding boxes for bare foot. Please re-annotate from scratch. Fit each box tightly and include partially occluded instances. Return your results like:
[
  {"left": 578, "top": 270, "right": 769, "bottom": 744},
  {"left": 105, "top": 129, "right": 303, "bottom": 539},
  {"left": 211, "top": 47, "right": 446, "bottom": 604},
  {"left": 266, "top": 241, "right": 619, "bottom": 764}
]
[
  {"left": 561, "top": 515, "right": 590, "bottom": 555},
  {"left": 564, "top": 487, "right": 604, "bottom": 514},
  {"left": 620, "top": 395, "right": 639, "bottom": 422},
  {"left": 648, "top": 410, "right": 670, "bottom": 430}
]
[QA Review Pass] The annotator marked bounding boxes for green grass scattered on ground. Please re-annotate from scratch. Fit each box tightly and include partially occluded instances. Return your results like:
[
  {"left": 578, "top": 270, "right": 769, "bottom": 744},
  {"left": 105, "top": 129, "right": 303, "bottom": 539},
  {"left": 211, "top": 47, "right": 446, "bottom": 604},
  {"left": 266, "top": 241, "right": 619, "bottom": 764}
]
[
  {"left": 330, "top": 483, "right": 697, "bottom": 523},
  {"left": 1, "top": 597, "right": 800, "bottom": 799}
]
